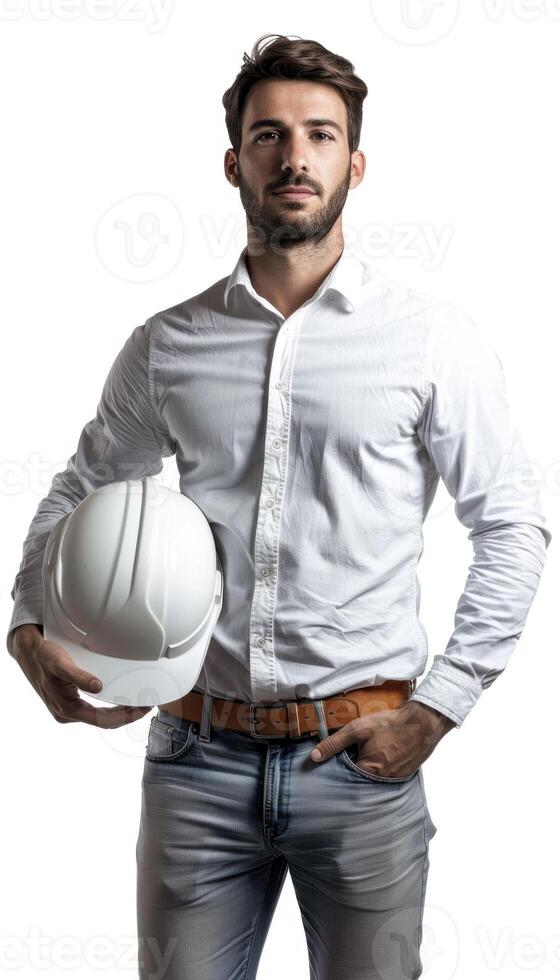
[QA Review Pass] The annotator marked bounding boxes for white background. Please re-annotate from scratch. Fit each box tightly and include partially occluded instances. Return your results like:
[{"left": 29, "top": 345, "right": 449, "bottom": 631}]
[{"left": 1, "top": 2, "right": 558, "bottom": 977}]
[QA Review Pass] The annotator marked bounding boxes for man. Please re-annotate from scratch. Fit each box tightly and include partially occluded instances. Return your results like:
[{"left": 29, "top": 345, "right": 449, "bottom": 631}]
[{"left": 8, "top": 33, "right": 551, "bottom": 980}]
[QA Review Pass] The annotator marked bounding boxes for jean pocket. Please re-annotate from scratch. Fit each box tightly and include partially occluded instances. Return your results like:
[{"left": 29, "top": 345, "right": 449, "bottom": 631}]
[
  {"left": 145, "top": 716, "right": 196, "bottom": 763},
  {"left": 340, "top": 744, "right": 419, "bottom": 783}
]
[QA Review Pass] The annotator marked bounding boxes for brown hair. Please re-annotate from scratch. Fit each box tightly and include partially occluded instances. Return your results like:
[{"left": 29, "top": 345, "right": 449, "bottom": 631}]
[{"left": 222, "top": 33, "right": 368, "bottom": 156}]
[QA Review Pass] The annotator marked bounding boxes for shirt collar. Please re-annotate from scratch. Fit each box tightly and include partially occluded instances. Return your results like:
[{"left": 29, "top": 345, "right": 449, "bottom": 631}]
[{"left": 224, "top": 244, "right": 364, "bottom": 315}]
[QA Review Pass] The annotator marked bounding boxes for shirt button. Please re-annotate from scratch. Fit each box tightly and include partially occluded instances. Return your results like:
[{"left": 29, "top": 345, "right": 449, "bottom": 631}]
[
  {"left": 261, "top": 567, "right": 270, "bottom": 577},
  {"left": 272, "top": 438, "right": 282, "bottom": 449},
  {"left": 265, "top": 499, "right": 274, "bottom": 508},
  {"left": 275, "top": 381, "right": 284, "bottom": 389},
  {"left": 255, "top": 636, "right": 265, "bottom": 648}
]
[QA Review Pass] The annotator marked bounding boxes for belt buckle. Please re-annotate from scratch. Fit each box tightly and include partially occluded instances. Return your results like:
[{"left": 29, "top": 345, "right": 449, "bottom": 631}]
[{"left": 248, "top": 701, "right": 289, "bottom": 739}]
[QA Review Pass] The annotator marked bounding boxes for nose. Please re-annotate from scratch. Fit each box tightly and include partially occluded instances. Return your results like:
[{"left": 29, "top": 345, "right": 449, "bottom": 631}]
[{"left": 280, "top": 133, "right": 310, "bottom": 177}]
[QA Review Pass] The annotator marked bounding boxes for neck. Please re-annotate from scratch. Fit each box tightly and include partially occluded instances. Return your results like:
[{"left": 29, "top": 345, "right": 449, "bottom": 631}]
[{"left": 244, "top": 232, "right": 345, "bottom": 320}]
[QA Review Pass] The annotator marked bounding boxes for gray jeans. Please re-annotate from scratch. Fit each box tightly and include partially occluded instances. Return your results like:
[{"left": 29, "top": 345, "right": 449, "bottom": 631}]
[{"left": 136, "top": 698, "right": 437, "bottom": 980}]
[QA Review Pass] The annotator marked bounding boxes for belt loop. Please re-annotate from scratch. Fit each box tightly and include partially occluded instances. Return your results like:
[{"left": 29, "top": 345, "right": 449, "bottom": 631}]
[
  {"left": 314, "top": 699, "right": 330, "bottom": 741},
  {"left": 286, "top": 701, "right": 301, "bottom": 738},
  {"left": 199, "top": 692, "right": 214, "bottom": 742}
]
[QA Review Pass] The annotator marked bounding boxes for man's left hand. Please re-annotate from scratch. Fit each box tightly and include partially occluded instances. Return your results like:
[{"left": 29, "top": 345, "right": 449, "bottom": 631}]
[{"left": 309, "top": 700, "right": 456, "bottom": 778}]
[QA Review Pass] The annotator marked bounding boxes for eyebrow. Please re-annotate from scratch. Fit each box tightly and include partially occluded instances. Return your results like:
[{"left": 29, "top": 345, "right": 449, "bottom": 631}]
[{"left": 247, "top": 117, "right": 345, "bottom": 137}]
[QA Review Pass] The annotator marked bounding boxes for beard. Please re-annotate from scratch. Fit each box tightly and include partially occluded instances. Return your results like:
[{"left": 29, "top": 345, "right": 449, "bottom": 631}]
[{"left": 236, "top": 161, "right": 352, "bottom": 252}]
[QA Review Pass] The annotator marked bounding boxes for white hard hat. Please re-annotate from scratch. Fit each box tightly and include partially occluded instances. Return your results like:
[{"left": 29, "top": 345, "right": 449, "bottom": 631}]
[{"left": 42, "top": 476, "right": 223, "bottom": 707}]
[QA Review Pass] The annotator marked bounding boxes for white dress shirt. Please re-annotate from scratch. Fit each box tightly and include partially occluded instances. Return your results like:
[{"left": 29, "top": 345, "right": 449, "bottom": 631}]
[{"left": 7, "top": 245, "right": 551, "bottom": 727}]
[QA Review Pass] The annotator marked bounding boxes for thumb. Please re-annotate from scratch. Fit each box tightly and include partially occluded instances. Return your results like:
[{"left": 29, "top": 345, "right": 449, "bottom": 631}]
[
  {"left": 309, "top": 722, "right": 358, "bottom": 763},
  {"left": 43, "top": 640, "right": 103, "bottom": 693}
]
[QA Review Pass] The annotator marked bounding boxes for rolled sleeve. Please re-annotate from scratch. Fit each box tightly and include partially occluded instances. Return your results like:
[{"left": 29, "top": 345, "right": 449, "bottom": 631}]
[
  {"left": 410, "top": 305, "right": 551, "bottom": 727},
  {"left": 6, "top": 316, "right": 175, "bottom": 656}
]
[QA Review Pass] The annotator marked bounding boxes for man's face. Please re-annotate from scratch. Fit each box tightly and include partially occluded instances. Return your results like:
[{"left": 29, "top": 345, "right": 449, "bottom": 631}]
[{"left": 226, "top": 78, "right": 363, "bottom": 251}]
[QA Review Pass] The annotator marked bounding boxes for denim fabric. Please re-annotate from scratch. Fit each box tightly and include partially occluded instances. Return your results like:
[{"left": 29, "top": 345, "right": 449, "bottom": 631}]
[{"left": 136, "top": 707, "right": 438, "bottom": 980}]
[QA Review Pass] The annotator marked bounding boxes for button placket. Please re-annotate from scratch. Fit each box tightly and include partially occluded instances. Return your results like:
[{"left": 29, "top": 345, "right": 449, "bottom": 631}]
[{"left": 248, "top": 309, "right": 304, "bottom": 700}]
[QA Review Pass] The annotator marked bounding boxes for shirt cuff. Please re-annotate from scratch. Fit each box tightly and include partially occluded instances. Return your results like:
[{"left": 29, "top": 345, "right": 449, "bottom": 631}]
[{"left": 409, "top": 659, "right": 484, "bottom": 728}]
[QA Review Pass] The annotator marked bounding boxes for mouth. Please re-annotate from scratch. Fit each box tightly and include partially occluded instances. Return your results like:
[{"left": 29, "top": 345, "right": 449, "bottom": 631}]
[{"left": 273, "top": 189, "right": 316, "bottom": 200}]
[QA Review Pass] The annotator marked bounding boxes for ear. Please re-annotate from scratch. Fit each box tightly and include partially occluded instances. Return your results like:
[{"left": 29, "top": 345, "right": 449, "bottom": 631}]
[
  {"left": 224, "top": 149, "right": 239, "bottom": 188},
  {"left": 349, "top": 149, "right": 366, "bottom": 191}
]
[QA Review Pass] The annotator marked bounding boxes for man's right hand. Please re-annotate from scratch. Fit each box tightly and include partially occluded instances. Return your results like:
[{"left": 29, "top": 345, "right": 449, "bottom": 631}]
[{"left": 11, "top": 624, "right": 152, "bottom": 728}]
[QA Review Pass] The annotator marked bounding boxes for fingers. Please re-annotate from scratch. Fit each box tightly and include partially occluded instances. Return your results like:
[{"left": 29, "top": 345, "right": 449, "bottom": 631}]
[
  {"left": 15, "top": 633, "right": 154, "bottom": 727},
  {"left": 51, "top": 699, "right": 152, "bottom": 728},
  {"left": 41, "top": 639, "right": 104, "bottom": 693},
  {"left": 310, "top": 720, "right": 360, "bottom": 761}
]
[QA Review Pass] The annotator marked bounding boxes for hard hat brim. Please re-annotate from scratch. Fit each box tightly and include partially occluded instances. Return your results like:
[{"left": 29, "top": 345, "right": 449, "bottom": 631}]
[{"left": 44, "top": 579, "right": 222, "bottom": 707}]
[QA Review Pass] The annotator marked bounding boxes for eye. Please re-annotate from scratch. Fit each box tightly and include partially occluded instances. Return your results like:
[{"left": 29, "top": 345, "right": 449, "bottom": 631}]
[{"left": 255, "top": 131, "right": 334, "bottom": 144}]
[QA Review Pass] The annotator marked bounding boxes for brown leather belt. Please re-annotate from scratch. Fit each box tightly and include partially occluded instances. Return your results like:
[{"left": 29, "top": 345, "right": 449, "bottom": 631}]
[{"left": 159, "top": 679, "right": 415, "bottom": 739}]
